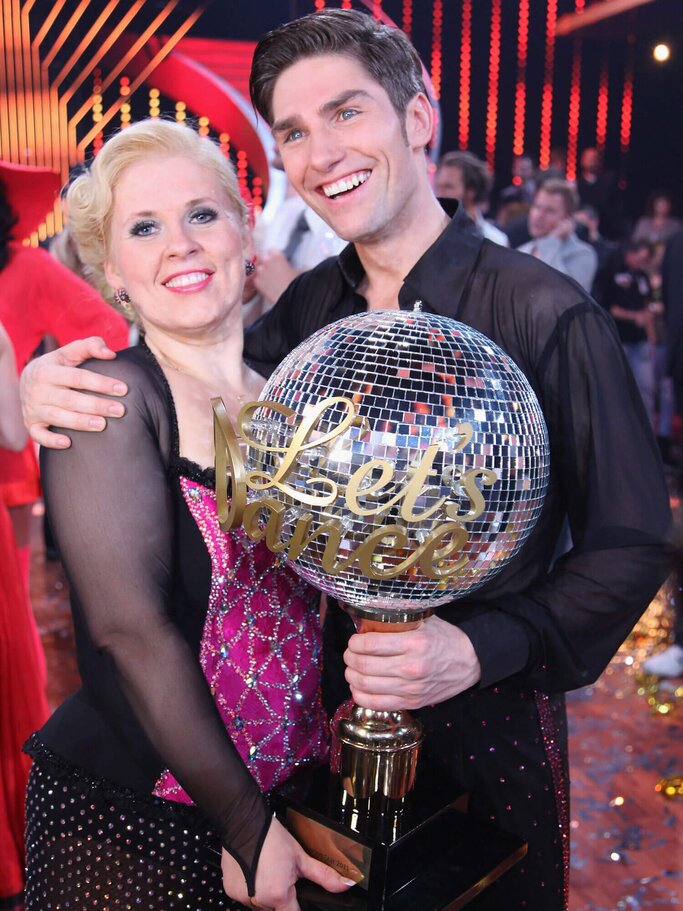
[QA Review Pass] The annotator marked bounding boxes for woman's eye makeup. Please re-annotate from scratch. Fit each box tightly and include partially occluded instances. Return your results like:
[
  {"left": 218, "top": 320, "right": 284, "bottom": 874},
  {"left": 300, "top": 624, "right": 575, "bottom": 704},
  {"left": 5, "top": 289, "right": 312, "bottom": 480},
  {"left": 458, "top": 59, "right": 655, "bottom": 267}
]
[
  {"left": 190, "top": 206, "right": 219, "bottom": 223},
  {"left": 129, "top": 219, "right": 157, "bottom": 237}
]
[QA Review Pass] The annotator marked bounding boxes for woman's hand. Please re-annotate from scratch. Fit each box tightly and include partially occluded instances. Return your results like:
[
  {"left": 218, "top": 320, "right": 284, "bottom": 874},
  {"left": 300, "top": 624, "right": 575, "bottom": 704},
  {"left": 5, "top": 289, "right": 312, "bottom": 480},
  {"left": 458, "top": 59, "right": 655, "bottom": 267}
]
[{"left": 221, "top": 816, "right": 353, "bottom": 911}]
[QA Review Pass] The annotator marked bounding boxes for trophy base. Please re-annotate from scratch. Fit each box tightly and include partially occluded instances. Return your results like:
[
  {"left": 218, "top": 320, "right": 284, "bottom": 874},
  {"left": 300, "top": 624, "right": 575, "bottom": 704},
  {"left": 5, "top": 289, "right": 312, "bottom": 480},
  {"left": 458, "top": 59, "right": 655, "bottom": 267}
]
[{"left": 272, "top": 761, "right": 526, "bottom": 911}]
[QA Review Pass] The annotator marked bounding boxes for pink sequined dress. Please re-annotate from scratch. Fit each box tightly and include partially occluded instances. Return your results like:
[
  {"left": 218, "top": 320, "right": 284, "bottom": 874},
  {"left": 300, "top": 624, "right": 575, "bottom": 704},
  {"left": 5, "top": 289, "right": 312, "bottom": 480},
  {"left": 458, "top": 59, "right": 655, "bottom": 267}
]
[{"left": 24, "top": 343, "right": 327, "bottom": 910}]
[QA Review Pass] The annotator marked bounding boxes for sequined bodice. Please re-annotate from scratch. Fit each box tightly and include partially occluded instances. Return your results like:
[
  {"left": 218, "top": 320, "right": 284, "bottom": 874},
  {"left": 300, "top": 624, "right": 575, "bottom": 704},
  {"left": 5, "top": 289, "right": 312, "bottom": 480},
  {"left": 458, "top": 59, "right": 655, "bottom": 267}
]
[{"left": 154, "top": 477, "right": 328, "bottom": 802}]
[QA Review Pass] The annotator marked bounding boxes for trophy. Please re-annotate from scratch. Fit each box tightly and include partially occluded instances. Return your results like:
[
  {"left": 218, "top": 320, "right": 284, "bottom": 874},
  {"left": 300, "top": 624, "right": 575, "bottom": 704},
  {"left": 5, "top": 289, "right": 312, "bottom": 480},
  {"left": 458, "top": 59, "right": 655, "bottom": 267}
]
[{"left": 214, "top": 306, "right": 549, "bottom": 908}]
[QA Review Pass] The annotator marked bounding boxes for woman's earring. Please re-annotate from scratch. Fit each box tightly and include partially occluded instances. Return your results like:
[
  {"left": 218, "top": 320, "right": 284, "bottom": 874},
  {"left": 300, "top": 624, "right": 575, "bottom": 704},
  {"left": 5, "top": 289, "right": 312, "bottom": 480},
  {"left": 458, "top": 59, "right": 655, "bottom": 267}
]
[
  {"left": 244, "top": 259, "right": 256, "bottom": 277},
  {"left": 114, "top": 287, "right": 136, "bottom": 319}
]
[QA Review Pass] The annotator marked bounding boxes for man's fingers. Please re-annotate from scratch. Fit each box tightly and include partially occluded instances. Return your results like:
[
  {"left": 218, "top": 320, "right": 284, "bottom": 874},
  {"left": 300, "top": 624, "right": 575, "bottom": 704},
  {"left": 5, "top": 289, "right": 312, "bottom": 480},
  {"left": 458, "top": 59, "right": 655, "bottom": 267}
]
[
  {"left": 42, "top": 383, "right": 126, "bottom": 418},
  {"left": 38, "top": 363, "right": 127, "bottom": 398},
  {"left": 54, "top": 336, "right": 118, "bottom": 367},
  {"left": 27, "top": 424, "right": 73, "bottom": 449},
  {"left": 298, "top": 851, "right": 355, "bottom": 894},
  {"left": 346, "top": 631, "right": 416, "bottom": 657}
]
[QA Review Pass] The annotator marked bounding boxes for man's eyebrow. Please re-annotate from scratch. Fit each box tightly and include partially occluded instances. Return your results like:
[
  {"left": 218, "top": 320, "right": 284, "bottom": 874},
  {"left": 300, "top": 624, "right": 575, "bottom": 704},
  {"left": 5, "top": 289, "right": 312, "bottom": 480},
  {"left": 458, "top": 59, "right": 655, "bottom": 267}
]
[{"left": 271, "top": 89, "right": 372, "bottom": 135}]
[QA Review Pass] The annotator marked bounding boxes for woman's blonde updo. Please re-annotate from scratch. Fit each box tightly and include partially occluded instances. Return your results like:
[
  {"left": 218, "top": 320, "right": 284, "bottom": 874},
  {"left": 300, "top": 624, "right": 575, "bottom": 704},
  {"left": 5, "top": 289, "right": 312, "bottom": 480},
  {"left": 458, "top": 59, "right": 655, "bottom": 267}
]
[{"left": 65, "top": 119, "right": 248, "bottom": 315}]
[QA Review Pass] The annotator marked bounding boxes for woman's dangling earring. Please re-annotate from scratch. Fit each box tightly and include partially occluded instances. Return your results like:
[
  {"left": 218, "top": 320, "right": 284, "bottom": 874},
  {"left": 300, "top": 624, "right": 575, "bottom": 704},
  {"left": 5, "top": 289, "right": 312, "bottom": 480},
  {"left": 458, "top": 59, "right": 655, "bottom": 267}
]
[
  {"left": 114, "top": 287, "right": 136, "bottom": 319},
  {"left": 244, "top": 259, "right": 256, "bottom": 277}
]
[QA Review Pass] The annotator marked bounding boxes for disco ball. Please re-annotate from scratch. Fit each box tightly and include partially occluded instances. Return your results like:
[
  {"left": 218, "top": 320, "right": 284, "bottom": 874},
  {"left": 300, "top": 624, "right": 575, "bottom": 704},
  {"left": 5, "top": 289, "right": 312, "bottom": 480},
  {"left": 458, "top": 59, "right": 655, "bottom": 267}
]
[{"left": 242, "top": 308, "right": 549, "bottom": 616}]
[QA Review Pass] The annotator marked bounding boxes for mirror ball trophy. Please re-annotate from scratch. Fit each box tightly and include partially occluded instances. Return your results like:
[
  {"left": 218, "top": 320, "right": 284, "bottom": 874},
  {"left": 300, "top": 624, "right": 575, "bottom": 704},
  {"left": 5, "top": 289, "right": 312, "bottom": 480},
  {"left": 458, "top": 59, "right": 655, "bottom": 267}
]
[{"left": 213, "top": 306, "right": 549, "bottom": 909}]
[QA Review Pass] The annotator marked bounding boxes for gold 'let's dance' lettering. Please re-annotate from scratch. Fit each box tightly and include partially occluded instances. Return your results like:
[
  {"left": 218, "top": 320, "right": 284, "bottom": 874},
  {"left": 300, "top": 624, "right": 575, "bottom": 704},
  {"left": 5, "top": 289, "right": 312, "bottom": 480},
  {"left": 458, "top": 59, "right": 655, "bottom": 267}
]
[{"left": 212, "top": 396, "right": 499, "bottom": 582}]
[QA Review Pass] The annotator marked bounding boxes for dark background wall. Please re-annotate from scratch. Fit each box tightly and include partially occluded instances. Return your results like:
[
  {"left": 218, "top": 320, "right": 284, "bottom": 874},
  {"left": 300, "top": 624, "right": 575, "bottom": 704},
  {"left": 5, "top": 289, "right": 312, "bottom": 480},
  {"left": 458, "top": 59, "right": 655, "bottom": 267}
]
[{"left": 198, "top": 0, "right": 683, "bottom": 223}]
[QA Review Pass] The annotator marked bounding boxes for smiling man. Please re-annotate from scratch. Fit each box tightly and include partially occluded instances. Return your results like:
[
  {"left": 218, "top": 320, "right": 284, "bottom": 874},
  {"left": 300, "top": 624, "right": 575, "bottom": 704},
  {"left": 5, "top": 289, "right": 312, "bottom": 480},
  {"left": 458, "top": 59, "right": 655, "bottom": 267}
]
[{"left": 19, "top": 9, "right": 671, "bottom": 911}]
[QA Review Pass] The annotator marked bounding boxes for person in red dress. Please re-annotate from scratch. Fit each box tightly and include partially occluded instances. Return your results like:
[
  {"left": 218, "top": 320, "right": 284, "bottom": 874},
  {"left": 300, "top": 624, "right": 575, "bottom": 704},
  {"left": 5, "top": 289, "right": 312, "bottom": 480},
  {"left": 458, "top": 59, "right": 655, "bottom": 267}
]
[
  {"left": 0, "top": 320, "right": 49, "bottom": 909},
  {"left": 0, "top": 176, "right": 129, "bottom": 591}
]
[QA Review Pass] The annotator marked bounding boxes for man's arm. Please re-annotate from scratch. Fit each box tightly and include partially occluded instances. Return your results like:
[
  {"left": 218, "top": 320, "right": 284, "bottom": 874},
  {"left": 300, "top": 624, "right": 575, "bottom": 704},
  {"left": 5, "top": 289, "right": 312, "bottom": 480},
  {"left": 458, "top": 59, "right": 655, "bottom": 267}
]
[
  {"left": 20, "top": 337, "right": 127, "bottom": 448},
  {"left": 345, "top": 302, "right": 671, "bottom": 705}
]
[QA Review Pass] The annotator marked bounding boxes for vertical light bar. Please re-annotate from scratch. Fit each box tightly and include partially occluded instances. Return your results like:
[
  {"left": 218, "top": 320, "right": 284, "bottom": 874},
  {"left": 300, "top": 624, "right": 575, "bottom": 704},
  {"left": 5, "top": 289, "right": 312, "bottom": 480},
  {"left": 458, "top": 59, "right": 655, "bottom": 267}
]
[
  {"left": 92, "top": 68, "right": 104, "bottom": 155},
  {"left": 314, "top": 0, "right": 325, "bottom": 9},
  {"left": 372, "top": 1, "right": 382, "bottom": 18},
  {"left": 485, "top": 0, "right": 502, "bottom": 170},
  {"left": 251, "top": 175, "right": 264, "bottom": 216},
  {"left": 341, "top": 0, "right": 351, "bottom": 8},
  {"left": 512, "top": 0, "right": 529, "bottom": 158},
  {"left": 2, "top": 0, "right": 20, "bottom": 160},
  {"left": 566, "top": 38, "right": 582, "bottom": 181},
  {"left": 401, "top": 0, "right": 412, "bottom": 38},
  {"left": 20, "top": 0, "right": 41, "bottom": 166},
  {"left": 458, "top": 0, "right": 472, "bottom": 150},
  {"left": 539, "top": 0, "right": 558, "bottom": 170},
  {"left": 149, "top": 87, "right": 160, "bottom": 119},
  {"left": 430, "top": 0, "right": 443, "bottom": 99},
  {"left": 119, "top": 75, "right": 131, "bottom": 129},
  {"left": 619, "top": 37, "right": 635, "bottom": 188},
  {"left": 595, "top": 54, "right": 609, "bottom": 153}
]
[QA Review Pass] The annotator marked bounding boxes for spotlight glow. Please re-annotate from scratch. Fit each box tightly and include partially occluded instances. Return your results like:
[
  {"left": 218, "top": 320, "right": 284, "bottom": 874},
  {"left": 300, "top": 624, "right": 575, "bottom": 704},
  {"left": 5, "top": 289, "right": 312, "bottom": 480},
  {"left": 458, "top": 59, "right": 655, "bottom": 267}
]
[{"left": 653, "top": 44, "right": 670, "bottom": 62}]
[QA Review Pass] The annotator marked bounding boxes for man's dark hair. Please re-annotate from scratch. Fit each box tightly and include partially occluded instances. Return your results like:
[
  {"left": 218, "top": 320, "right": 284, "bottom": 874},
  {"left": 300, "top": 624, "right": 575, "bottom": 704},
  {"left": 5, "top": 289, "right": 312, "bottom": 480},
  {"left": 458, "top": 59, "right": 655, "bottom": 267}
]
[
  {"left": 250, "top": 8, "right": 427, "bottom": 126},
  {"left": 438, "top": 151, "right": 492, "bottom": 205},
  {"left": 535, "top": 178, "right": 579, "bottom": 216}
]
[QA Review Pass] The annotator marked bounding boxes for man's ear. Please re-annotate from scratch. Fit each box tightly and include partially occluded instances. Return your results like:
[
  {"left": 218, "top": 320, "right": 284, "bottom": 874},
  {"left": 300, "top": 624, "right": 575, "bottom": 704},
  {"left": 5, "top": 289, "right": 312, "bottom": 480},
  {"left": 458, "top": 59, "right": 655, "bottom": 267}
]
[{"left": 405, "top": 92, "right": 435, "bottom": 151}]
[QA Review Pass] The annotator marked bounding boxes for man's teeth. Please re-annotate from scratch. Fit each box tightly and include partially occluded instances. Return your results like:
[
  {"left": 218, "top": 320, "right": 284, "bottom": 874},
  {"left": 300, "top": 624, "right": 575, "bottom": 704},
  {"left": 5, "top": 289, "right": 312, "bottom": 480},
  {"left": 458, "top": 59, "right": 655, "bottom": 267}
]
[
  {"left": 165, "top": 272, "right": 210, "bottom": 288},
  {"left": 323, "top": 171, "right": 370, "bottom": 198}
]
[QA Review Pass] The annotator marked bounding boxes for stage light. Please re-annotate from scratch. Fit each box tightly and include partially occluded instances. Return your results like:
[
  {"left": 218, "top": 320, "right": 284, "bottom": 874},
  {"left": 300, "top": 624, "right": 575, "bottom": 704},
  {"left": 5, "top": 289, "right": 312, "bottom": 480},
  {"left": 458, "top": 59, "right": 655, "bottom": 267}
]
[{"left": 653, "top": 44, "right": 670, "bottom": 62}]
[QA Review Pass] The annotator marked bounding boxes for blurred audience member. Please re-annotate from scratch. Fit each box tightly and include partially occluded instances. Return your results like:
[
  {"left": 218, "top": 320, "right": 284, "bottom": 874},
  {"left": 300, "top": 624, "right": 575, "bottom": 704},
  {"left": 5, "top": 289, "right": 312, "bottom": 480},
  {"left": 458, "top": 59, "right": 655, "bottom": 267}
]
[
  {"left": 0, "top": 321, "right": 48, "bottom": 910},
  {"left": 435, "top": 151, "right": 509, "bottom": 246},
  {"left": 574, "top": 204, "right": 617, "bottom": 305},
  {"left": 0, "top": 179, "right": 128, "bottom": 594},
  {"left": 537, "top": 146, "right": 567, "bottom": 185},
  {"left": 577, "top": 147, "right": 623, "bottom": 240},
  {"left": 245, "top": 149, "right": 346, "bottom": 325},
  {"left": 632, "top": 190, "right": 681, "bottom": 268},
  {"left": 518, "top": 180, "right": 597, "bottom": 292},
  {"left": 603, "top": 239, "right": 656, "bottom": 421},
  {"left": 663, "top": 228, "right": 683, "bottom": 491}
]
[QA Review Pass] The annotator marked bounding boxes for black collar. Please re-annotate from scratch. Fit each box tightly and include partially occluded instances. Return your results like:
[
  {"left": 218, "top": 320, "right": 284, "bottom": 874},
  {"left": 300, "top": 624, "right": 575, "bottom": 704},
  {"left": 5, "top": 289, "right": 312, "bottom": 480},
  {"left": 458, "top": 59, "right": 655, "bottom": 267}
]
[{"left": 335, "top": 198, "right": 484, "bottom": 317}]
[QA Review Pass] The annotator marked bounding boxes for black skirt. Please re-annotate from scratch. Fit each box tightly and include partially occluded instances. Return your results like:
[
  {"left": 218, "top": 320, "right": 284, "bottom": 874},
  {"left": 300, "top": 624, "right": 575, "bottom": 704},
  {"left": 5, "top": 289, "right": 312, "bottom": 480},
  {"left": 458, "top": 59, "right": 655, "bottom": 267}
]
[{"left": 24, "top": 737, "right": 246, "bottom": 911}]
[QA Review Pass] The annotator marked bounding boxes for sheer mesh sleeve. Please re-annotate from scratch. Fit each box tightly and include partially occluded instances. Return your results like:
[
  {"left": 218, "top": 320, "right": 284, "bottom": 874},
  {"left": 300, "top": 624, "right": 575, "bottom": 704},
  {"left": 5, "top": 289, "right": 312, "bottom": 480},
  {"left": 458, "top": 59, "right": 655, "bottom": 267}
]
[
  {"left": 40, "top": 353, "right": 270, "bottom": 895},
  {"left": 459, "top": 301, "right": 672, "bottom": 692}
]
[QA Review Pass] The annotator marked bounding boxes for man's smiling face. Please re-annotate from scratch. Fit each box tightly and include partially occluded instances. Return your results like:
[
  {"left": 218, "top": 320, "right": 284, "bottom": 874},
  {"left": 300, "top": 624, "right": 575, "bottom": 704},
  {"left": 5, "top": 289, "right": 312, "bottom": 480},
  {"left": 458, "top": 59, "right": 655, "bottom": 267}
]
[{"left": 270, "top": 53, "right": 429, "bottom": 248}]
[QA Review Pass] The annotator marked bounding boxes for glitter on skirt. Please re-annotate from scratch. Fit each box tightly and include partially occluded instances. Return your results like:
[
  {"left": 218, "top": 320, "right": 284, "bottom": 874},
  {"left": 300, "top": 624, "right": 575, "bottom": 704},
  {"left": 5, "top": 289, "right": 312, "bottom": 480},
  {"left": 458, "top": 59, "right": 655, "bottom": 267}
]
[
  {"left": 535, "top": 690, "right": 570, "bottom": 910},
  {"left": 24, "top": 745, "right": 244, "bottom": 910},
  {"left": 153, "top": 477, "right": 328, "bottom": 803}
]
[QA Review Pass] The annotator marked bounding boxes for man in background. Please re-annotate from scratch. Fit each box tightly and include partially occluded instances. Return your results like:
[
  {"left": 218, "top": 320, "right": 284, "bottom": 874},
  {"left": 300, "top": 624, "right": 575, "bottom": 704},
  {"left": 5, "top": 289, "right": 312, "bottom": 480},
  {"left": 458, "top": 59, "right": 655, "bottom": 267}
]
[
  {"left": 435, "top": 150, "right": 509, "bottom": 246},
  {"left": 518, "top": 179, "right": 597, "bottom": 292}
]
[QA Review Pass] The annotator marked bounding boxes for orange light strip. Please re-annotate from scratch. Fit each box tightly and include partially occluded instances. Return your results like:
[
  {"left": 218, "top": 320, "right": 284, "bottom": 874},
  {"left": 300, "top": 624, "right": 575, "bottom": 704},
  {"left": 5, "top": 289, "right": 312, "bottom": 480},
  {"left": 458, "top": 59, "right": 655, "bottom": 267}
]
[
  {"left": 54, "top": 0, "right": 120, "bottom": 91},
  {"left": 539, "top": 0, "right": 558, "bottom": 170},
  {"left": 458, "top": 0, "right": 472, "bottom": 150},
  {"left": 17, "top": 0, "right": 37, "bottom": 164},
  {"left": 619, "top": 38, "right": 634, "bottom": 186},
  {"left": 595, "top": 54, "right": 609, "bottom": 153},
  {"left": 565, "top": 38, "right": 582, "bottom": 181},
  {"left": 512, "top": 0, "right": 529, "bottom": 158},
  {"left": 2, "top": 0, "right": 21, "bottom": 161},
  {"left": 9, "top": 0, "right": 29, "bottom": 164},
  {"left": 402, "top": 0, "right": 412, "bottom": 37},
  {"left": 485, "top": 0, "right": 502, "bottom": 170},
  {"left": 21, "top": 0, "right": 48, "bottom": 169},
  {"left": 77, "top": 4, "right": 206, "bottom": 156},
  {"left": 43, "top": 0, "right": 90, "bottom": 68},
  {"left": 68, "top": 0, "right": 148, "bottom": 128},
  {"left": 430, "top": 0, "right": 443, "bottom": 100}
]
